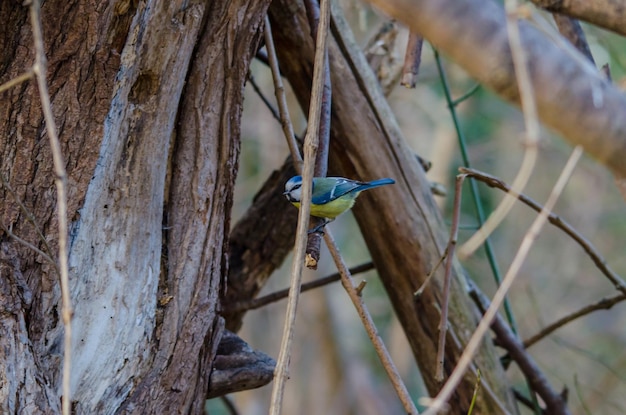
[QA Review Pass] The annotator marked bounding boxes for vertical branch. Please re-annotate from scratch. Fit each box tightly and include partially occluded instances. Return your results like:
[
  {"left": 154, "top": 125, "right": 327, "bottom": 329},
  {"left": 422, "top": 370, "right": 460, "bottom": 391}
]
[
  {"left": 435, "top": 174, "right": 466, "bottom": 381},
  {"left": 303, "top": 0, "right": 332, "bottom": 268},
  {"left": 268, "top": 0, "right": 331, "bottom": 410},
  {"left": 28, "top": 1, "right": 72, "bottom": 414}
]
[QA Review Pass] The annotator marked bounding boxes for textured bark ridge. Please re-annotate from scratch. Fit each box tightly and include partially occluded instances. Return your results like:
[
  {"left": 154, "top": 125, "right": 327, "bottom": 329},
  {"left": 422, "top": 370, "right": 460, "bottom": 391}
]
[{"left": 0, "top": 0, "right": 269, "bottom": 413}]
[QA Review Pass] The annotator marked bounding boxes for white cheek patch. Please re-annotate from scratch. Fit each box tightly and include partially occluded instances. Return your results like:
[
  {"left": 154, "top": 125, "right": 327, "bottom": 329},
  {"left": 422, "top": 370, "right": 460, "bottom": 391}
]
[{"left": 291, "top": 187, "right": 302, "bottom": 202}]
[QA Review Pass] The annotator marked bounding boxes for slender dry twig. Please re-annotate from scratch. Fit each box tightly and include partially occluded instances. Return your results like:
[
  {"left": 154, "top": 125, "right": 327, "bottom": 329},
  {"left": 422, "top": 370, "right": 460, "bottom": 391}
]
[
  {"left": 0, "top": 174, "right": 58, "bottom": 272},
  {"left": 268, "top": 0, "right": 329, "bottom": 407},
  {"left": 264, "top": 16, "right": 303, "bottom": 169},
  {"left": 523, "top": 293, "right": 626, "bottom": 349},
  {"left": 0, "top": 222, "right": 56, "bottom": 267},
  {"left": 27, "top": 1, "right": 72, "bottom": 414},
  {"left": 435, "top": 174, "right": 466, "bottom": 381},
  {"left": 458, "top": 3, "right": 540, "bottom": 259},
  {"left": 303, "top": 0, "right": 332, "bottom": 268},
  {"left": 422, "top": 147, "right": 582, "bottom": 415},
  {"left": 0, "top": 69, "right": 34, "bottom": 93},
  {"left": 248, "top": 73, "right": 283, "bottom": 126},
  {"left": 513, "top": 388, "right": 547, "bottom": 413},
  {"left": 262, "top": 22, "right": 306, "bottom": 409},
  {"left": 324, "top": 231, "right": 419, "bottom": 414},
  {"left": 225, "top": 262, "right": 375, "bottom": 313},
  {"left": 414, "top": 246, "right": 448, "bottom": 297},
  {"left": 459, "top": 167, "right": 626, "bottom": 296}
]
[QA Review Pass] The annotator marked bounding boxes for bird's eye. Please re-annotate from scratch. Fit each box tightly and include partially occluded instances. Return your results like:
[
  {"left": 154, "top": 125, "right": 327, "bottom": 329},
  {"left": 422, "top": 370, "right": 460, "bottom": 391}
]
[{"left": 294, "top": 184, "right": 301, "bottom": 190}]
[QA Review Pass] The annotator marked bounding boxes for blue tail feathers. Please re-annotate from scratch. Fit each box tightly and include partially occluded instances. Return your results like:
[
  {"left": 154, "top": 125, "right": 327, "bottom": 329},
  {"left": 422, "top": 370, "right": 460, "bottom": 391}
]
[{"left": 361, "top": 177, "right": 395, "bottom": 190}]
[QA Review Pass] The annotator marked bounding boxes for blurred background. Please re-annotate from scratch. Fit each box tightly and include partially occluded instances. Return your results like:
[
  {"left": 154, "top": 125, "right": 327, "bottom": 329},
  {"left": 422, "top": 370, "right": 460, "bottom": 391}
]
[{"left": 208, "top": 2, "right": 626, "bottom": 413}]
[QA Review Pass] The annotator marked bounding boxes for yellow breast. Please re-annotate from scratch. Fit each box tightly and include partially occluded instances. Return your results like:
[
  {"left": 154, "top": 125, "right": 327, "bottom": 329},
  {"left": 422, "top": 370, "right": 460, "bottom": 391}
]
[{"left": 291, "top": 196, "right": 357, "bottom": 219}]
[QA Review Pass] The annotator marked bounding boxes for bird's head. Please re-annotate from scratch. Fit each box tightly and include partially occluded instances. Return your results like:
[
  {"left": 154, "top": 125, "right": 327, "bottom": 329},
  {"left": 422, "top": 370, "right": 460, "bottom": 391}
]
[{"left": 284, "top": 175, "right": 303, "bottom": 202}]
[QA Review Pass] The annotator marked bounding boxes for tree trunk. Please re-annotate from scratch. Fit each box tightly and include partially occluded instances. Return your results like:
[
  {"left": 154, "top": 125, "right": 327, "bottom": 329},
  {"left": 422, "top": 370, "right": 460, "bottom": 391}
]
[{"left": 0, "top": 0, "right": 268, "bottom": 413}]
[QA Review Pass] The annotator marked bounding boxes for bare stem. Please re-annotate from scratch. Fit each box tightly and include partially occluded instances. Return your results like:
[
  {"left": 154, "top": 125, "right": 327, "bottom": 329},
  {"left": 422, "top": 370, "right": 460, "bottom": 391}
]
[
  {"left": 268, "top": 0, "right": 331, "bottom": 409},
  {"left": 523, "top": 293, "right": 626, "bottom": 349},
  {"left": 0, "top": 69, "right": 34, "bottom": 93},
  {"left": 324, "top": 231, "right": 419, "bottom": 415},
  {"left": 435, "top": 174, "right": 466, "bottom": 381},
  {"left": 469, "top": 283, "right": 570, "bottom": 414},
  {"left": 28, "top": 1, "right": 72, "bottom": 414},
  {"left": 0, "top": 174, "right": 58, "bottom": 272},
  {"left": 414, "top": 246, "right": 448, "bottom": 297},
  {"left": 459, "top": 167, "right": 626, "bottom": 296},
  {"left": 225, "top": 262, "right": 374, "bottom": 313},
  {"left": 264, "top": 16, "right": 303, "bottom": 170}
]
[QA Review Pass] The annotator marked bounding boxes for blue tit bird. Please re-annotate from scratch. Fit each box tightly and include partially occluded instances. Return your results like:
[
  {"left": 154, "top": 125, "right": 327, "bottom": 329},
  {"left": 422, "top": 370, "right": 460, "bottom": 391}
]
[{"left": 283, "top": 176, "right": 395, "bottom": 229}]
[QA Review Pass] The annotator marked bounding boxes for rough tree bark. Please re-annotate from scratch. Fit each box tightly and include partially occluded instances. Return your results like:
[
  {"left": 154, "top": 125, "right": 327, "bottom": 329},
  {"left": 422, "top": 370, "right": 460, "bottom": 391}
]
[{"left": 0, "top": 0, "right": 268, "bottom": 413}]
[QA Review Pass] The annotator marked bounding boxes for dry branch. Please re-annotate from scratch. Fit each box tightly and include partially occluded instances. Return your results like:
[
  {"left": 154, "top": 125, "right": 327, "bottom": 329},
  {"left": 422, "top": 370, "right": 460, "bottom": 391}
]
[
  {"left": 362, "top": 0, "right": 626, "bottom": 178},
  {"left": 532, "top": 0, "right": 626, "bottom": 37},
  {"left": 460, "top": 167, "right": 626, "bottom": 296},
  {"left": 470, "top": 286, "right": 569, "bottom": 414}
]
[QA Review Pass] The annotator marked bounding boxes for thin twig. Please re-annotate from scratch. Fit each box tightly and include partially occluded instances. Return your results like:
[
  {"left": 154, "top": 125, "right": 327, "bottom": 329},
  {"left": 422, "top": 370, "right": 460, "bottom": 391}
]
[
  {"left": 324, "top": 230, "right": 419, "bottom": 414},
  {"left": 513, "top": 388, "right": 546, "bottom": 413},
  {"left": 450, "top": 83, "right": 481, "bottom": 107},
  {"left": 523, "top": 293, "right": 626, "bottom": 349},
  {"left": 460, "top": 167, "right": 626, "bottom": 296},
  {"left": 422, "top": 147, "right": 582, "bottom": 415},
  {"left": 435, "top": 174, "right": 466, "bottom": 381},
  {"left": 264, "top": 16, "right": 303, "bottom": 169},
  {"left": 0, "top": 69, "right": 34, "bottom": 93},
  {"left": 268, "top": 0, "right": 330, "bottom": 407},
  {"left": 469, "top": 283, "right": 569, "bottom": 414},
  {"left": 458, "top": 3, "right": 541, "bottom": 260},
  {"left": 414, "top": 246, "right": 448, "bottom": 297},
  {"left": 303, "top": 0, "right": 332, "bottom": 268},
  {"left": 0, "top": 222, "right": 56, "bottom": 267},
  {"left": 28, "top": 1, "right": 72, "bottom": 414},
  {"left": 248, "top": 74, "right": 283, "bottom": 127},
  {"left": 0, "top": 174, "right": 58, "bottom": 272},
  {"left": 225, "top": 262, "right": 375, "bottom": 313}
]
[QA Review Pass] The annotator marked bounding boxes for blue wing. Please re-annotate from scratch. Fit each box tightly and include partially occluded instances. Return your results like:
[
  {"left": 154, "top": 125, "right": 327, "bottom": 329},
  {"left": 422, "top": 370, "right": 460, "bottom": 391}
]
[{"left": 311, "top": 177, "right": 395, "bottom": 205}]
